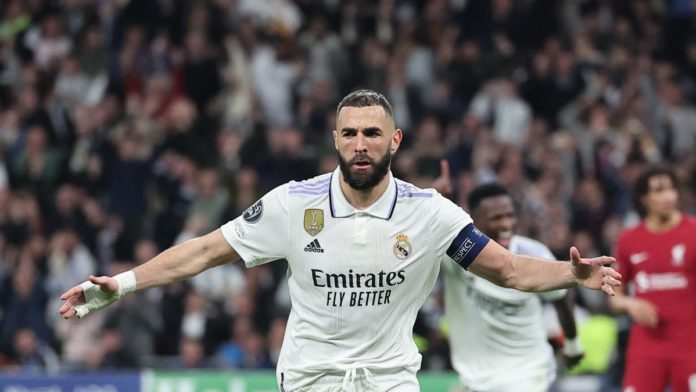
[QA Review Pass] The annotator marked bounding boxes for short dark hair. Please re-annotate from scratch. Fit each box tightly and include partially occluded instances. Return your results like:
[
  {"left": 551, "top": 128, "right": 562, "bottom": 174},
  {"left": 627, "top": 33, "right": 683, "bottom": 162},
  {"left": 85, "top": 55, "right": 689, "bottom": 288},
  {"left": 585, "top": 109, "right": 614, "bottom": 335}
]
[
  {"left": 336, "top": 89, "right": 393, "bottom": 118},
  {"left": 632, "top": 165, "right": 678, "bottom": 216},
  {"left": 467, "top": 183, "right": 510, "bottom": 211}
]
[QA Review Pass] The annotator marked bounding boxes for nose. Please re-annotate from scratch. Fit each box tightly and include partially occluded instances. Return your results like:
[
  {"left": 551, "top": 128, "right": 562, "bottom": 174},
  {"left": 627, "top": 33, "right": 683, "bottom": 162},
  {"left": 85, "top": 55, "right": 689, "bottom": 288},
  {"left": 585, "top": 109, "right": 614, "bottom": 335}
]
[{"left": 354, "top": 133, "right": 367, "bottom": 153}]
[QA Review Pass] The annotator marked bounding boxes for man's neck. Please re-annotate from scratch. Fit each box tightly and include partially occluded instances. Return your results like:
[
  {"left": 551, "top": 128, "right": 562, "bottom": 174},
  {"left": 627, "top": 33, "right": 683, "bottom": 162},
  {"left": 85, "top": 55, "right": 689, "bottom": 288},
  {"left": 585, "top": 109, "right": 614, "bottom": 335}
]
[
  {"left": 339, "top": 172, "right": 391, "bottom": 210},
  {"left": 645, "top": 211, "right": 682, "bottom": 233}
]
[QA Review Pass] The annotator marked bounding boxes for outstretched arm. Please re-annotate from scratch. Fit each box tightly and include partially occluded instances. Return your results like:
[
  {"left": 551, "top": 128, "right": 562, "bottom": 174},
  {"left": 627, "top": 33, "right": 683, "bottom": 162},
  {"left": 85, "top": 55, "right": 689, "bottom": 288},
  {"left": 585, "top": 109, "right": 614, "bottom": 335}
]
[
  {"left": 132, "top": 229, "right": 237, "bottom": 290},
  {"left": 59, "top": 229, "right": 239, "bottom": 319},
  {"left": 468, "top": 240, "right": 621, "bottom": 294}
]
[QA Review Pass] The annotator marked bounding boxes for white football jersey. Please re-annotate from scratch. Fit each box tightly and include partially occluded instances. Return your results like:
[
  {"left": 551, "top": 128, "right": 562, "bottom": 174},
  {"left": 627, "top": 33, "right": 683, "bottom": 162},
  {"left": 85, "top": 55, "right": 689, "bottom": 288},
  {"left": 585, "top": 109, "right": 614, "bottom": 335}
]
[
  {"left": 442, "top": 235, "right": 566, "bottom": 391},
  {"left": 221, "top": 168, "right": 482, "bottom": 390}
]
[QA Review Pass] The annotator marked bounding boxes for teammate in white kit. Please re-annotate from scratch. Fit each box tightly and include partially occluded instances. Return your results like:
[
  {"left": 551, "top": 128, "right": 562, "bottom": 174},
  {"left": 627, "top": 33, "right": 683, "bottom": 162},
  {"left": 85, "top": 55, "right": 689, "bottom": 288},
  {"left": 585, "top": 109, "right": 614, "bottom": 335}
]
[
  {"left": 439, "top": 183, "right": 584, "bottom": 392},
  {"left": 58, "top": 90, "right": 620, "bottom": 392}
]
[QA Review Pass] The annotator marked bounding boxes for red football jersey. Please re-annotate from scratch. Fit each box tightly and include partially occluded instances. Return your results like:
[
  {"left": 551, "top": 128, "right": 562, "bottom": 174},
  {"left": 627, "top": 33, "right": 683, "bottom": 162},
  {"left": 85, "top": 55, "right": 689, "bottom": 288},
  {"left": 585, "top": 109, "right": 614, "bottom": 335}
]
[{"left": 615, "top": 215, "right": 696, "bottom": 352}]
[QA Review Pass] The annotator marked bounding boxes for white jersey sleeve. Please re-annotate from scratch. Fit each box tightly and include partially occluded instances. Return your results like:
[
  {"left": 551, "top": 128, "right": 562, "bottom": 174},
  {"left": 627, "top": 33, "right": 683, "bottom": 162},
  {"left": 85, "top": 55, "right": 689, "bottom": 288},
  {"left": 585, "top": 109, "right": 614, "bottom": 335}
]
[
  {"left": 220, "top": 183, "right": 290, "bottom": 267},
  {"left": 430, "top": 192, "right": 473, "bottom": 256},
  {"left": 430, "top": 192, "right": 489, "bottom": 269}
]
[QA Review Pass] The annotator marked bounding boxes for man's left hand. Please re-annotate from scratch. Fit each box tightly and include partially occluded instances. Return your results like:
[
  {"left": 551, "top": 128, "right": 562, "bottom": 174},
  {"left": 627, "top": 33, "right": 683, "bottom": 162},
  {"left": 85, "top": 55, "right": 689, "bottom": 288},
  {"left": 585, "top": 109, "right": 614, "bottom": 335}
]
[{"left": 570, "top": 246, "right": 621, "bottom": 295}]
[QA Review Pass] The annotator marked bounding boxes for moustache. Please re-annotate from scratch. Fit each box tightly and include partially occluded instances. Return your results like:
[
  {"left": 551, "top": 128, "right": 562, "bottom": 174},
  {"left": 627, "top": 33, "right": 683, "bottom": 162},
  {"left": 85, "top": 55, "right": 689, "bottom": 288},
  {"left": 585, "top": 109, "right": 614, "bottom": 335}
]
[{"left": 350, "top": 155, "right": 373, "bottom": 165}]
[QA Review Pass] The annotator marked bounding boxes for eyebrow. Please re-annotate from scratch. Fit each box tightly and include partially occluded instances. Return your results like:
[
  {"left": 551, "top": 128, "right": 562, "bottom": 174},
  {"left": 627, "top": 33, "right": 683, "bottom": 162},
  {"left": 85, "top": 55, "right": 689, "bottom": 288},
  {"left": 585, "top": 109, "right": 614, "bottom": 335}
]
[{"left": 339, "top": 127, "right": 383, "bottom": 134}]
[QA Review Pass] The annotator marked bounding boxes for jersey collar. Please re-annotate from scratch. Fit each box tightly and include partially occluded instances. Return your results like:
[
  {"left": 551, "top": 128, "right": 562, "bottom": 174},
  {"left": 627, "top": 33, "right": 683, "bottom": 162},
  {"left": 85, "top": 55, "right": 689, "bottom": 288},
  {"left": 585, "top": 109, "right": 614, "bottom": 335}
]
[{"left": 329, "top": 167, "right": 398, "bottom": 220}]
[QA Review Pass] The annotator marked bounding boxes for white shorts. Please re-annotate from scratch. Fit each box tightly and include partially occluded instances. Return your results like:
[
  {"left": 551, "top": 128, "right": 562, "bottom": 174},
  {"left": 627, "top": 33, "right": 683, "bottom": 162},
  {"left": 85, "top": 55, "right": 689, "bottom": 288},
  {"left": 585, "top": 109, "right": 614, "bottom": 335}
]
[
  {"left": 278, "top": 368, "right": 420, "bottom": 392},
  {"left": 457, "top": 349, "right": 557, "bottom": 392}
]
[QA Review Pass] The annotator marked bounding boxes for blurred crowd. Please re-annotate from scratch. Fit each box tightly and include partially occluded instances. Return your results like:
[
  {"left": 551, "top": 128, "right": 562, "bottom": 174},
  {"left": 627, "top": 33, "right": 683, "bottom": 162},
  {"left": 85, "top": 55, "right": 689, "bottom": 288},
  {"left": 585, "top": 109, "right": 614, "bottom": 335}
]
[{"left": 0, "top": 0, "right": 695, "bottom": 381}]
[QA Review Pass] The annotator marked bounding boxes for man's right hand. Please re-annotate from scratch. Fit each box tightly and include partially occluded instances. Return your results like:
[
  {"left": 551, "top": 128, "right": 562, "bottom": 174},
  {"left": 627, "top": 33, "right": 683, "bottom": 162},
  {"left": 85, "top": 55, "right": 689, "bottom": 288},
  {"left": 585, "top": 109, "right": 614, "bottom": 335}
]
[
  {"left": 59, "top": 275, "right": 120, "bottom": 319},
  {"left": 627, "top": 298, "right": 659, "bottom": 328}
]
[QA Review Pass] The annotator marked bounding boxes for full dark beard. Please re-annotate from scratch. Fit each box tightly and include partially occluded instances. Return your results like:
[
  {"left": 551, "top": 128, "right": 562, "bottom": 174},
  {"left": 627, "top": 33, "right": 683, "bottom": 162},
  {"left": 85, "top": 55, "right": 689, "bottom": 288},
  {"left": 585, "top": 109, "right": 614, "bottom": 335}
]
[{"left": 338, "top": 148, "right": 392, "bottom": 190}]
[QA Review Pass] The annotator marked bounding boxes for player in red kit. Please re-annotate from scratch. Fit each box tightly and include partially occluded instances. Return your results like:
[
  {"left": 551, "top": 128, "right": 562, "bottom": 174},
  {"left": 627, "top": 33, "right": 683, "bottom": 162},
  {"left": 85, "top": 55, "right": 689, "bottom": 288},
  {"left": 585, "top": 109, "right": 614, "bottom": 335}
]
[{"left": 610, "top": 166, "right": 696, "bottom": 392}]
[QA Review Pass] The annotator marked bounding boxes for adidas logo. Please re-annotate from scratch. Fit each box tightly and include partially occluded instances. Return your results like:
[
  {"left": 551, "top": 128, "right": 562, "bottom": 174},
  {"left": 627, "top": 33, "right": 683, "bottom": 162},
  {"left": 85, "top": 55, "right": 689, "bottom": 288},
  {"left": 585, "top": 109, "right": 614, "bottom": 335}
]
[{"left": 304, "top": 239, "right": 324, "bottom": 253}]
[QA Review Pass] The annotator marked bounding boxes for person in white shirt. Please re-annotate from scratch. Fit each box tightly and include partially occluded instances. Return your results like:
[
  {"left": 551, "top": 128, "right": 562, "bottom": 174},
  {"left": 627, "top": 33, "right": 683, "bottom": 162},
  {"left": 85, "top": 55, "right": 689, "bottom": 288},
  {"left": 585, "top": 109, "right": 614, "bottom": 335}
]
[
  {"left": 438, "top": 182, "right": 585, "bottom": 392},
  {"left": 59, "top": 89, "right": 620, "bottom": 392}
]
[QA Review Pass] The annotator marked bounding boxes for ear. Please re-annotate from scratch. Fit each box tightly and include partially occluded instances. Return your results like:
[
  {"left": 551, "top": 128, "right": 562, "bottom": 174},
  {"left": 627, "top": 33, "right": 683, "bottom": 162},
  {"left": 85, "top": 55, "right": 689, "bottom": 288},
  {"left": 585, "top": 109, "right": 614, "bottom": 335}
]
[
  {"left": 333, "top": 130, "right": 338, "bottom": 150},
  {"left": 390, "top": 129, "right": 403, "bottom": 154}
]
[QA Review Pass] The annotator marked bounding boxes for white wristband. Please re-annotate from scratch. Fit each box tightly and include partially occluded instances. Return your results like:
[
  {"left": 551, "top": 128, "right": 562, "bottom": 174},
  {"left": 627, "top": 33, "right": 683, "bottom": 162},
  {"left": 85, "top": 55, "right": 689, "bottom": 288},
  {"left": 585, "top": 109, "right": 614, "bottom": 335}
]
[
  {"left": 114, "top": 270, "right": 137, "bottom": 297},
  {"left": 563, "top": 336, "right": 584, "bottom": 357}
]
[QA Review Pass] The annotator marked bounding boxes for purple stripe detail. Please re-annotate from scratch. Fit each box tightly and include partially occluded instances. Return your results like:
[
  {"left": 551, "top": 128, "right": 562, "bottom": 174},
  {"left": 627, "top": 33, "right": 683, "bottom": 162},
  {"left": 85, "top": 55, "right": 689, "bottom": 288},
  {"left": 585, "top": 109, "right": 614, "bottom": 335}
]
[
  {"left": 290, "top": 185, "right": 329, "bottom": 191},
  {"left": 398, "top": 193, "right": 432, "bottom": 198},
  {"left": 289, "top": 190, "right": 329, "bottom": 195},
  {"left": 386, "top": 179, "right": 398, "bottom": 220},
  {"left": 329, "top": 172, "right": 336, "bottom": 217},
  {"left": 291, "top": 178, "right": 330, "bottom": 188}
]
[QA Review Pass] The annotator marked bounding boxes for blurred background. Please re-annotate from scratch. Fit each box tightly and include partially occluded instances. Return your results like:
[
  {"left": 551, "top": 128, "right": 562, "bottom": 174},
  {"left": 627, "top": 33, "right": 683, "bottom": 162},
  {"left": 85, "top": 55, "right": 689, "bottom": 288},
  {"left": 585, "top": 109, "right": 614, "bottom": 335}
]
[{"left": 0, "top": 0, "right": 695, "bottom": 391}]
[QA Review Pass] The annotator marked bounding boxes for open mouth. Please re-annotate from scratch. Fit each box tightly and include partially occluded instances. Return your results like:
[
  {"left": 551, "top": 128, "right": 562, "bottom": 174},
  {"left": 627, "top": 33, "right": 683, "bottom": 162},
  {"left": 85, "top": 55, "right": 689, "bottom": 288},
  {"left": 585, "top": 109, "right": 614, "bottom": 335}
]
[
  {"left": 352, "top": 157, "right": 372, "bottom": 170},
  {"left": 496, "top": 231, "right": 513, "bottom": 248}
]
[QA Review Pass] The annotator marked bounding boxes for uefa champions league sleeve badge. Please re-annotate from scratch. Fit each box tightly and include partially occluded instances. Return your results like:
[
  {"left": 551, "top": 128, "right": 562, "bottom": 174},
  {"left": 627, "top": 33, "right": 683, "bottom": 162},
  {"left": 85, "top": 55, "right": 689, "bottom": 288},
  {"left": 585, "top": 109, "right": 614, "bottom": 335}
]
[{"left": 243, "top": 200, "right": 263, "bottom": 223}]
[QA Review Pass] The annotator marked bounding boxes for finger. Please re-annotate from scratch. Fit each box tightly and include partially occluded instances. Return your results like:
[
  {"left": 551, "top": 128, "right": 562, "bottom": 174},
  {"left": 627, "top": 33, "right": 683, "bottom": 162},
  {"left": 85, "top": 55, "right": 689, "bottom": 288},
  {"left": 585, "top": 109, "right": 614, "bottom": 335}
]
[
  {"left": 58, "top": 295, "right": 80, "bottom": 314},
  {"left": 585, "top": 255, "right": 616, "bottom": 267},
  {"left": 602, "top": 266, "right": 622, "bottom": 280},
  {"left": 60, "top": 286, "right": 84, "bottom": 300},
  {"left": 603, "top": 276, "right": 622, "bottom": 287},
  {"left": 73, "top": 304, "right": 90, "bottom": 318},
  {"left": 62, "top": 307, "right": 76, "bottom": 319},
  {"left": 569, "top": 246, "right": 582, "bottom": 264},
  {"left": 601, "top": 283, "right": 615, "bottom": 296},
  {"left": 89, "top": 275, "right": 117, "bottom": 293},
  {"left": 439, "top": 159, "right": 450, "bottom": 178},
  {"left": 59, "top": 301, "right": 71, "bottom": 315},
  {"left": 594, "top": 255, "right": 616, "bottom": 265}
]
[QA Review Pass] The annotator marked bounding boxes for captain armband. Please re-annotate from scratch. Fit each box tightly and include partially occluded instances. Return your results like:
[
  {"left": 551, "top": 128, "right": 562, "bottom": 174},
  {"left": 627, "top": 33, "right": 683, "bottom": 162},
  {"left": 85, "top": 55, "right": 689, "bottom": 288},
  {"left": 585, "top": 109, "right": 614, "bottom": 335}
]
[{"left": 446, "top": 224, "right": 490, "bottom": 269}]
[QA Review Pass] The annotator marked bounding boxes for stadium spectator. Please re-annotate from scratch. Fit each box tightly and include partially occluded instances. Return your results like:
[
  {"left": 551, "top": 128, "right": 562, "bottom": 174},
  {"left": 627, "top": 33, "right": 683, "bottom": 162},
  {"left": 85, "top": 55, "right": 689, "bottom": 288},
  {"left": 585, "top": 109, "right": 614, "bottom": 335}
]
[{"left": 11, "top": 327, "right": 60, "bottom": 374}]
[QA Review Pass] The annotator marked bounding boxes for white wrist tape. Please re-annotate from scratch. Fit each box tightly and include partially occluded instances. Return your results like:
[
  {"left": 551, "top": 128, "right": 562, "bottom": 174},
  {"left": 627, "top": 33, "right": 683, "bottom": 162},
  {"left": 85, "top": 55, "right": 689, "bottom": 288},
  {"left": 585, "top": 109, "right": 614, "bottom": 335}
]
[
  {"left": 563, "top": 336, "right": 584, "bottom": 357},
  {"left": 114, "top": 270, "right": 137, "bottom": 297},
  {"left": 73, "top": 271, "right": 137, "bottom": 319}
]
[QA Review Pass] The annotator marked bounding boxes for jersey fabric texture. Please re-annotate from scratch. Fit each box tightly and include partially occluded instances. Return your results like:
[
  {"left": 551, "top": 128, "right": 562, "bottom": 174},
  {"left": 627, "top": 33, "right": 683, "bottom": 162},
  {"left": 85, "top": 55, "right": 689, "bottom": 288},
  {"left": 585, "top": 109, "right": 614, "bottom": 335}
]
[
  {"left": 615, "top": 215, "right": 696, "bottom": 392},
  {"left": 442, "top": 235, "right": 566, "bottom": 392},
  {"left": 221, "top": 168, "right": 484, "bottom": 391}
]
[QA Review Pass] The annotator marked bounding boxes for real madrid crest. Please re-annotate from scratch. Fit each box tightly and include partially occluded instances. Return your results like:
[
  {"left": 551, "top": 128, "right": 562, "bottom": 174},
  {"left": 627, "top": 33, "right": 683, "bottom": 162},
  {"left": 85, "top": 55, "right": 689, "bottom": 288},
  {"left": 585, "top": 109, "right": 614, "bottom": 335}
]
[
  {"left": 304, "top": 209, "right": 324, "bottom": 236},
  {"left": 393, "top": 233, "right": 412, "bottom": 260}
]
